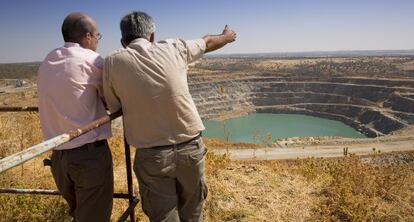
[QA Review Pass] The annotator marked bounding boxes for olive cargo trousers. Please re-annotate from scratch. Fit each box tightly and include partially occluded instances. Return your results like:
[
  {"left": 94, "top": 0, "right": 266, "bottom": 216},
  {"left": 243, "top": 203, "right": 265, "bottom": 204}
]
[{"left": 134, "top": 136, "right": 208, "bottom": 222}]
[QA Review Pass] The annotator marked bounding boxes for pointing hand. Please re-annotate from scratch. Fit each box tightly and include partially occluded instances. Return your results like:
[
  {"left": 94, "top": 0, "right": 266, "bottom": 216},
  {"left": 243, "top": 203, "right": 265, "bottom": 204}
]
[{"left": 222, "top": 25, "right": 237, "bottom": 43}]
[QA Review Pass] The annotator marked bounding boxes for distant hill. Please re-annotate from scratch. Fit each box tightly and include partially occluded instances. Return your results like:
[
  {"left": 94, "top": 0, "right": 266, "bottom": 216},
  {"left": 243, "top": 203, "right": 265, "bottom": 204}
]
[
  {"left": 209, "top": 49, "right": 414, "bottom": 58},
  {"left": 2, "top": 50, "right": 414, "bottom": 79},
  {"left": 0, "top": 62, "right": 40, "bottom": 80}
]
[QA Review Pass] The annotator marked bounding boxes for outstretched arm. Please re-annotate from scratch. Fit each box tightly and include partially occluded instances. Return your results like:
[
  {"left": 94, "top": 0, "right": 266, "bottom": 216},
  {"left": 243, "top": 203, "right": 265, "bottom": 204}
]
[{"left": 203, "top": 25, "right": 237, "bottom": 53}]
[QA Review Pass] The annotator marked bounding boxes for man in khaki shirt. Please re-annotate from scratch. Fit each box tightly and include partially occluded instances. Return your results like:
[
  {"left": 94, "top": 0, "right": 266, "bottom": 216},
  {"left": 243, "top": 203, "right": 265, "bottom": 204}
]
[{"left": 103, "top": 11, "right": 236, "bottom": 222}]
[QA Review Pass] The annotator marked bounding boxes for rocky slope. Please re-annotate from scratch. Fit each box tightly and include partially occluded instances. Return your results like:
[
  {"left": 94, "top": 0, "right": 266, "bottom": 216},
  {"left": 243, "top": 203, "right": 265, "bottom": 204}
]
[{"left": 188, "top": 57, "right": 414, "bottom": 137}]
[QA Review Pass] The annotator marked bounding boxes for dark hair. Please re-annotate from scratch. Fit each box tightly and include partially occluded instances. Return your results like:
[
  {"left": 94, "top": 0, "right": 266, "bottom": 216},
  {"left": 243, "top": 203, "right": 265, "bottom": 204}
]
[
  {"left": 61, "top": 15, "right": 94, "bottom": 43},
  {"left": 120, "top": 11, "right": 155, "bottom": 45}
]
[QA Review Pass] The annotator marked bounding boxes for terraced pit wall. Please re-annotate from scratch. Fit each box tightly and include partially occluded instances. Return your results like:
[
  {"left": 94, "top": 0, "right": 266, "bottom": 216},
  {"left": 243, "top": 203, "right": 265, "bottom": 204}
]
[{"left": 189, "top": 70, "right": 414, "bottom": 138}]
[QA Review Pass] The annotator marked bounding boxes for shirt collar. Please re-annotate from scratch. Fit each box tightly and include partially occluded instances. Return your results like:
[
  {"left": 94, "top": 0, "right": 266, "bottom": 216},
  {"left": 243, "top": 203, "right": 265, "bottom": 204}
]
[
  {"left": 129, "top": 38, "right": 151, "bottom": 46},
  {"left": 64, "top": 42, "right": 81, "bottom": 48}
]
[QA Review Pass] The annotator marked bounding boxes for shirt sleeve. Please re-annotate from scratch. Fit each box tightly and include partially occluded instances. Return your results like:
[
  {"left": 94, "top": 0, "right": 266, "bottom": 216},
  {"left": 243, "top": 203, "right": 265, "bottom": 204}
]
[
  {"left": 94, "top": 56, "right": 105, "bottom": 101},
  {"left": 176, "top": 38, "right": 206, "bottom": 65},
  {"left": 103, "top": 57, "right": 122, "bottom": 113},
  {"left": 93, "top": 55, "right": 104, "bottom": 70}
]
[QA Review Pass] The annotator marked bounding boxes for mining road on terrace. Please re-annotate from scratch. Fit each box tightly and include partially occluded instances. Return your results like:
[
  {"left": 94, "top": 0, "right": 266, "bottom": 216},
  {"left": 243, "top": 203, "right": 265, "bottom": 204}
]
[{"left": 212, "top": 137, "right": 414, "bottom": 160}]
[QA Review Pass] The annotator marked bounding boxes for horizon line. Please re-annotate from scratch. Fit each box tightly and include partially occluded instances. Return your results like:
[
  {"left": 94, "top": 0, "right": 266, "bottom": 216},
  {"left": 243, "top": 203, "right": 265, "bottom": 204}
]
[
  {"left": 210, "top": 48, "right": 414, "bottom": 55},
  {"left": 1, "top": 49, "right": 414, "bottom": 64}
]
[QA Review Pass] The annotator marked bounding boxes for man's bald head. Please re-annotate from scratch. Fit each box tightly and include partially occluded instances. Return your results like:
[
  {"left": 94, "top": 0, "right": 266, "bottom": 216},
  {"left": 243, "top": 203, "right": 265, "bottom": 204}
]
[{"left": 61, "top": 12, "right": 96, "bottom": 43}]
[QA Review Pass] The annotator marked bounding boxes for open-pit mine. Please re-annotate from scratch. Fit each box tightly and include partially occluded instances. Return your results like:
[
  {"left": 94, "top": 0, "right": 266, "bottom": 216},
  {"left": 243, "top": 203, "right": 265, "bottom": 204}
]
[
  {"left": 189, "top": 56, "right": 414, "bottom": 138},
  {"left": 185, "top": 56, "right": 414, "bottom": 159}
]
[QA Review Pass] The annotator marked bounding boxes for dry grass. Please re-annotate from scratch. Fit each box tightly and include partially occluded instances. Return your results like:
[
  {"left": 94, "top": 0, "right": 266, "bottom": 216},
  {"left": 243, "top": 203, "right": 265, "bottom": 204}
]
[
  {"left": 0, "top": 87, "right": 37, "bottom": 107},
  {"left": 297, "top": 155, "right": 414, "bottom": 221},
  {"left": 1, "top": 113, "right": 414, "bottom": 221},
  {"left": 204, "top": 155, "right": 323, "bottom": 221},
  {"left": 0, "top": 112, "right": 69, "bottom": 221},
  {"left": 204, "top": 153, "right": 414, "bottom": 222}
]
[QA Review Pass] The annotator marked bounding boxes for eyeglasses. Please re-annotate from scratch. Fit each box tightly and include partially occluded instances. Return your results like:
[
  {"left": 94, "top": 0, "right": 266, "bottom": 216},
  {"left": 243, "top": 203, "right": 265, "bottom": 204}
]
[
  {"left": 95, "top": 33, "right": 102, "bottom": 40},
  {"left": 91, "top": 32, "right": 102, "bottom": 40}
]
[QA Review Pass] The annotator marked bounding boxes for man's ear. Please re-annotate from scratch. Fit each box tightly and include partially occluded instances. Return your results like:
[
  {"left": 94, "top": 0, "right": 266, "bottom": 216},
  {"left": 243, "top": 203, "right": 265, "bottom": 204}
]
[
  {"left": 149, "top": 33, "right": 155, "bottom": 43},
  {"left": 85, "top": 32, "right": 92, "bottom": 41},
  {"left": 80, "top": 32, "right": 91, "bottom": 49}
]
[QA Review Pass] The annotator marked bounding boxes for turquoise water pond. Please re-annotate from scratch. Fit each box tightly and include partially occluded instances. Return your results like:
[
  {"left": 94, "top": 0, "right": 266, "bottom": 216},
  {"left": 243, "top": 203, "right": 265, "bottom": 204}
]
[{"left": 203, "top": 113, "right": 366, "bottom": 144}]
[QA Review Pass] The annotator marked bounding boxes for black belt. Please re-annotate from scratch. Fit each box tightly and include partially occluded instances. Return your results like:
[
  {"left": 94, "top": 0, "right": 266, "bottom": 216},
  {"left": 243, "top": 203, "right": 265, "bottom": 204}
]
[
  {"left": 152, "top": 133, "right": 202, "bottom": 149},
  {"left": 45, "top": 140, "right": 107, "bottom": 166},
  {"left": 58, "top": 139, "right": 106, "bottom": 153}
]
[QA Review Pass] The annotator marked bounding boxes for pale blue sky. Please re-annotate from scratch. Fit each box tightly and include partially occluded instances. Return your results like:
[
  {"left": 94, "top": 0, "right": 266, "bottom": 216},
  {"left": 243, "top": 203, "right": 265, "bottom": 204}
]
[{"left": 1, "top": 0, "right": 413, "bottom": 63}]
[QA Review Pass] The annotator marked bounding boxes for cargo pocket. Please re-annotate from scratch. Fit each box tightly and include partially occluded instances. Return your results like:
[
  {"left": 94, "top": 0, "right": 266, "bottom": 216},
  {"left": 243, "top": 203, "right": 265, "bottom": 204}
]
[
  {"left": 136, "top": 150, "right": 171, "bottom": 177},
  {"left": 138, "top": 183, "right": 178, "bottom": 221},
  {"left": 188, "top": 139, "right": 208, "bottom": 165}
]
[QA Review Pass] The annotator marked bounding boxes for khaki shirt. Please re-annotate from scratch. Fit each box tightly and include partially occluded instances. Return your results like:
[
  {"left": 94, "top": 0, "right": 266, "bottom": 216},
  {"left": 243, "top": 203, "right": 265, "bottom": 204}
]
[{"left": 103, "top": 38, "right": 206, "bottom": 148}]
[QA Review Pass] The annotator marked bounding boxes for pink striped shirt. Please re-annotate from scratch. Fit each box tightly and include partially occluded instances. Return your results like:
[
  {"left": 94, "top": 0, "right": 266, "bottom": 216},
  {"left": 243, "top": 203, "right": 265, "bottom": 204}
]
[{"left": 37, "top": 42, "right": 111, "bottom": 150}]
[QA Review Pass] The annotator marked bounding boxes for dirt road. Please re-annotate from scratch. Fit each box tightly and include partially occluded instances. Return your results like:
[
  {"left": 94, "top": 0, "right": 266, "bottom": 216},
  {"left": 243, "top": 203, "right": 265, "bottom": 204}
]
[{"left": 213, "top": 137, "right": 414, "bottom": 160}]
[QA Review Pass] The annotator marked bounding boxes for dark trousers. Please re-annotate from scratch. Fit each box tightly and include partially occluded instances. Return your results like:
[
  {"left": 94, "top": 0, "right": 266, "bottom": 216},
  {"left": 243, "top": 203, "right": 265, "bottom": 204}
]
[
  {"left": 134, "top": 136, "right": 208, "bottom": 222},
  {"left": 51, "top": 140, "right": 113, "bottom": 222}
]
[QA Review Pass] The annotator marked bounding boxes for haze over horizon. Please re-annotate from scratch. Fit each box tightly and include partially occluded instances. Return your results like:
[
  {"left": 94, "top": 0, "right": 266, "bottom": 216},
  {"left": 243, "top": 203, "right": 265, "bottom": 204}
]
[{"left": 1, "top": 0, "right": 414, "bottom": 63}]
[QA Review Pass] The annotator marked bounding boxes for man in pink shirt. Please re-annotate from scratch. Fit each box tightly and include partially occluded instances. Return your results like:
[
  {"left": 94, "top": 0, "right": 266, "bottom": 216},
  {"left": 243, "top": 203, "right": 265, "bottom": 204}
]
[{"left": 37, "top": 12, "right": 113, "bottom": 222}]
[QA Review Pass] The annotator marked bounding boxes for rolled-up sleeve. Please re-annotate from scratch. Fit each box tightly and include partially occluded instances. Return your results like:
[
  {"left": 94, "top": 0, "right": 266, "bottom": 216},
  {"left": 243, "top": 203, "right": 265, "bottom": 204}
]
[
  {"left": 175, "top": 38, "right": 206, "bottom": 65},
  {"left": 103, "top": 57, "right": 122, "bottom": 113}
]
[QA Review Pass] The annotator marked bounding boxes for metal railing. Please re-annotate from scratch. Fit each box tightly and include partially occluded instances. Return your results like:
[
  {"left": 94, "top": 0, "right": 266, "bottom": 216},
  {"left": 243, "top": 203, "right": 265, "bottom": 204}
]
[{"left": 0, "top": 106, "right": 138, "bottom": 222}]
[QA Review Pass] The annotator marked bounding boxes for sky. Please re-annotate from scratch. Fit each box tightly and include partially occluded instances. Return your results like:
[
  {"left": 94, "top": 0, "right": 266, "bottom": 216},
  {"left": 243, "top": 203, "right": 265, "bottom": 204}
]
[{"left": 0, "top": 0, "right": 414, "bottom": 63}]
